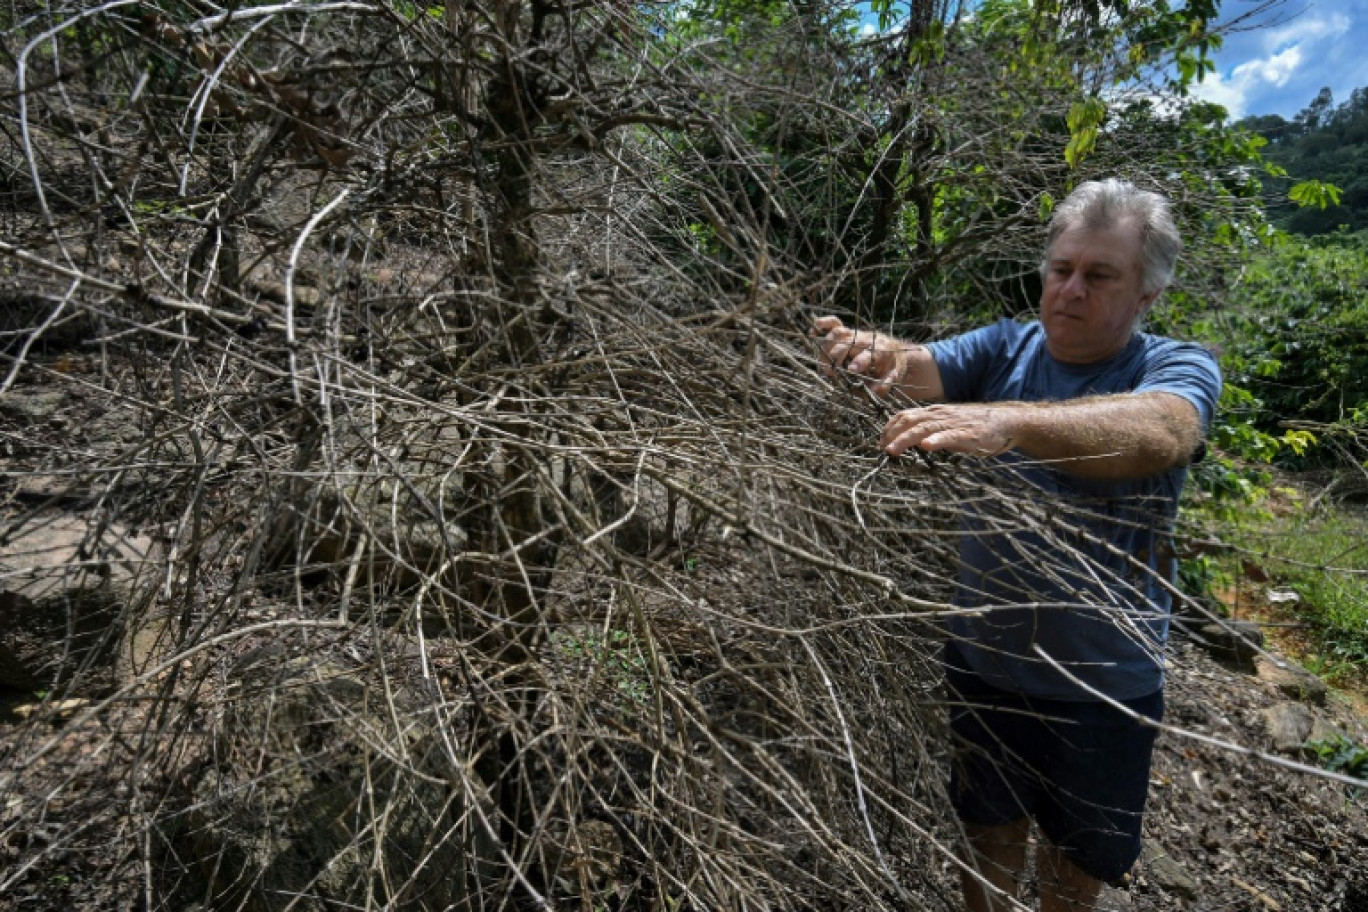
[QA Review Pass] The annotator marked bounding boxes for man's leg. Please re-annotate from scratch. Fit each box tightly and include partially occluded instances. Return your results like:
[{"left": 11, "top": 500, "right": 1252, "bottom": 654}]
[
  {"left": 943, "top": 648, "right": 1039, "bottom": 911},
  {"left": 961, "top": 819, "right": 1030, "bottom": 912},
  {"left": 1036, "top": 839, "right": 1103, "bottom": 912},
  {"left": 1033, "top": 688, "right": 1164, "bottom": 912}
]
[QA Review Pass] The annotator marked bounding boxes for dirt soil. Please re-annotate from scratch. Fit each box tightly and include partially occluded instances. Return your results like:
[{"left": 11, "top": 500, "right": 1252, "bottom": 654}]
[{"left": 1130, "top": 638, "right": 1368, "bottom": 912}]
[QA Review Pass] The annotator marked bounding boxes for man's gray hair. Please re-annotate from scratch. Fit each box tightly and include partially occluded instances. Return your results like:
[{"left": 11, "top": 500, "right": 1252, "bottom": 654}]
[{"left": 1042, "top": 178, "right": 1182, "bottom": 295}]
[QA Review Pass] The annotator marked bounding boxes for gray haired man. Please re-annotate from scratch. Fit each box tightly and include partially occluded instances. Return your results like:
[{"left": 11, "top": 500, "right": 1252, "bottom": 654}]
[{"left": 813, "top": 179, "right": 1221, "bottom": 910}]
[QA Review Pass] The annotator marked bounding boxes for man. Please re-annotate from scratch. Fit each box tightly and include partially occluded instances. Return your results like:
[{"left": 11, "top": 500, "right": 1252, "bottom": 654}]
[{"left": 811, "top": 178, "right": 1221, "bottom": 911}]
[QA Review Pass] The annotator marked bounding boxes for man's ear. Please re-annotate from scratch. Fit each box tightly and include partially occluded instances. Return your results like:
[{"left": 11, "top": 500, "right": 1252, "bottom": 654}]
[{"left": 1140, "top": 288, "right": 1162, "bottom": 311}]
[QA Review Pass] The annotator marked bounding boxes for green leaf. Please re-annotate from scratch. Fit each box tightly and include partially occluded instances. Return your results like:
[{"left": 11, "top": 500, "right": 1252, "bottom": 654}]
[
  {"left": 1037, "top": 192, "right": 1055, "bottom": 223},
  {"left": 1288, "top": 180, "right": 1343, "bottom": 209},
  {"left": 1280, "top": 429, "right": 1317, "bottom": 456},
  {"left": 1066, "top": 97, "right": 1106, "bottom": 133},
  {"left": 1064, "top": 126, "right": 1098, "bottom": 167},
  {"left": 1064, "top": 98, "right": 1105, "bottom": 168}
]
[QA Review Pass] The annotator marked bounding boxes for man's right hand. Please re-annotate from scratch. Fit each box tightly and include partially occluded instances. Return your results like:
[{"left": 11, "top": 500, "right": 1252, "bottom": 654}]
[{"left": 809, "top": 316, "right": 909, "bottom": 397}]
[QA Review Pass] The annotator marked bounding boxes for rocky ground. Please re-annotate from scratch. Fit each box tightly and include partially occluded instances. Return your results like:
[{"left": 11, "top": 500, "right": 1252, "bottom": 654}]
[{"left": 1125, "top": 637, "right": 1368, "bottom": 912}]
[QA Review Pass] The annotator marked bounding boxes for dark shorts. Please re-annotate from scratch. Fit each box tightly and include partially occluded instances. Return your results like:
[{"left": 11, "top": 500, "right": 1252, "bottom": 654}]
[{"left": 943, "top": 645, "right": 1163, "bottom": 884}]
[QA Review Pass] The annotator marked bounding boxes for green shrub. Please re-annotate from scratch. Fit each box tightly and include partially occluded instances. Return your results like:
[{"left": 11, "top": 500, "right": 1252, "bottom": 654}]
[
  {"left": 1306, "top": 734, "right": 1368, "bottom": 781},
  {"left": 1229, "top": 232, "right": 1368, "bottom": 433}
]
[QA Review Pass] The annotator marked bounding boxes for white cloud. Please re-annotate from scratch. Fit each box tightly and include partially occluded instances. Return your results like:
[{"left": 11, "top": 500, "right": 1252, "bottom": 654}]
[
  {"left": 1189, "top": 72, "right": 1252, "bottom": 120},
  {"left": 1189, "top": 9, "right": 1351, "bottom": 120},
  {"left": 1190, "top": 46, "right": 1303, "bottom": 120},
  {"left": 1260, "top": 12, "right": 1351, "bottom": 53},
  {"left": 1231, "top": 44, "right": 1304, "bottom": 89},
  {"left": 1192, "top": 2, "right": 1368, "bottom": 118}
]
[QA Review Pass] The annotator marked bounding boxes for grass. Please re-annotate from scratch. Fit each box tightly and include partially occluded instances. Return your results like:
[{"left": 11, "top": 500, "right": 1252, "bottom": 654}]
[{"left": 1239, "top": 506, "right": 1368, "bottom": 686}]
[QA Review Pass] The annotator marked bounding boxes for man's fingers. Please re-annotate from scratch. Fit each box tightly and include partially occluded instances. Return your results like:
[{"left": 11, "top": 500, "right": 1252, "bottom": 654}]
[
  {"left": 811, "top": 319, "right": 903, "bottom": 398},
  {"left": 811, "top": 315, "right": 844, "bottom": 337},
  {"left": 882, "top": 408, "right": 980, "bottom": 456},
  {"left": 811, "top": 316, "right": 853, "bottom": 376},
  {"left": 918, "top": 430, "right": 956, "bottom": 451},
  {"left": 883, "top": 427, "right": 936, "bottom": 456},
  {"left": 820, "top": 340, "right": 851, "bottom": 375},
  {"left": 881, "top": 411, "right": 926, "bottom": 452}
]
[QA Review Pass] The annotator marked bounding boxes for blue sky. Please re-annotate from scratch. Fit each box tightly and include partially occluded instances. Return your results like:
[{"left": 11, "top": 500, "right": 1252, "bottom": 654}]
[{"left": 1190, "top": 1, "right": 1368, "bottom": 121}]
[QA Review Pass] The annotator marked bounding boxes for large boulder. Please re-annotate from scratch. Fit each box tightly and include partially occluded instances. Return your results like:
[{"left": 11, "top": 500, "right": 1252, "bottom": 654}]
[
  {"left": 0, "top": 512, "right": 159, "bottom": 695},
  {"left": 1262, "top": 701, "right": 1315, "bottom": 753},
  {"left": 1190, "top": 619, "right": 1265, "bottom": 672},
  {"left": 1255, "top": 655, "right": 1329, "bottom": 705}
]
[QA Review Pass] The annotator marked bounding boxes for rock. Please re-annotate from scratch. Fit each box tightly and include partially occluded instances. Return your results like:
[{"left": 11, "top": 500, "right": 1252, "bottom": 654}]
[
  {"left": 1140, "top": 842, "right": 1199, "bottom": 900},
  {"left": 1192, "top": 619, "right": 1265, "bottom": 671},
  {"left": 0, "top": 388, "right": 69, "bottom": 424},
  {"left": 1308, "top": 716, "right": 1348, "bottom": 745},
  {"left": 587, "top": 471, "right": 673, "bottom": 558},
  {"left": 0, "top": 512, "right": 160, "bottom": 694},
  {"left": 0, "top": 588, "right": 122, "bottom": 694},
  {"left": 612, "top": 511, "right": 658, "bottom": 556},
  {"left": 1255, "top": 655, "right": 1328, "bottom": 705},
  {"left": 260, "top": 470, "right": 468, "bottom": 620},
  {"left": 1262, "top": 702, "right": 1314, "bottom": 753},
  {"left": 1, "top": 511, "right": 154, "bottom": 602},
  {"left": 10, "top": 473, "right": 88, "bottom": 506}
]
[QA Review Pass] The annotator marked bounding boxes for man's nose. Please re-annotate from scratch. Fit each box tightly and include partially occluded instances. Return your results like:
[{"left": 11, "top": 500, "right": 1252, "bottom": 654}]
[{"left": 1061, "top": 271, "right": 1087, "bottom": 299}]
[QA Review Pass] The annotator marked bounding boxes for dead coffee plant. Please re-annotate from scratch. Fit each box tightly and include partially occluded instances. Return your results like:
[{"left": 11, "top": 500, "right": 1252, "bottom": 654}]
[
  {"left": 0, "top": 1, "right": 985, "bottom": 909},
  {"left": 0, "top": 2, "right": 1310, "bottom": 911}
]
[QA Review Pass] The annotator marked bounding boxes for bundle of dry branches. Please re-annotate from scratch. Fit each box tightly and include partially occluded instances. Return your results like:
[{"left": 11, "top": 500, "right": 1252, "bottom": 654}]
[{"left": 0, "top": 2, "right": 1302, "bottom": 911}]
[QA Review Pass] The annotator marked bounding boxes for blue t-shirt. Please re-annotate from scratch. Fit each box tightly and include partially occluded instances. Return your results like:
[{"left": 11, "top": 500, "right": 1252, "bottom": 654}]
[{"left": 927, "top": 319, "right": 1222, "bottom": 700}]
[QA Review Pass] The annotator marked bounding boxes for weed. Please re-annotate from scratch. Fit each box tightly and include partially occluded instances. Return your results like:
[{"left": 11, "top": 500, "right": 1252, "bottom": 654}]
[
  {"left": 1306, "top": 734, "right": 1368, "bottom": 780},
  {"left": 551, "top": 628, "right": 652, "bottom": 707},
  {"left": 1177, "top": 553, "right": 1226, "bottom": 611},
  {"left": 1238, "top": 509, "right": 1368, "bottom": 686}
]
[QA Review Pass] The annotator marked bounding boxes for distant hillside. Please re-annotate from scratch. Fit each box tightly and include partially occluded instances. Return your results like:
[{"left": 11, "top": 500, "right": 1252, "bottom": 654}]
[{"left": 1239, "top": 86, "right": 1368, "bottom": 235}]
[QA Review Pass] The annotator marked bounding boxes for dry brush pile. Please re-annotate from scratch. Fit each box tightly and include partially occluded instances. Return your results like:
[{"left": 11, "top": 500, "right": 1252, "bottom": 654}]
[
  {"left": 0, "top": 2, "right": 1310, "bottom": 911},
  {"left": 0, "top": 2, "right": 1000, "bottom": 909}
]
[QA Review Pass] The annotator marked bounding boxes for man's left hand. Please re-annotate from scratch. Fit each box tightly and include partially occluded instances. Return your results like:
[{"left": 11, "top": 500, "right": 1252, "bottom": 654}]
[{"left": 880, "top": 404, "right": 1017, "bottom": 458}]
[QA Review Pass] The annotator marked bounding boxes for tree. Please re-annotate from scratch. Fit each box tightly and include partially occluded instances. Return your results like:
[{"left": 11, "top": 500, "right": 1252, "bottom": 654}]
[{"left": 1296, "top": 86, "right": 1335, "bottom": 134}]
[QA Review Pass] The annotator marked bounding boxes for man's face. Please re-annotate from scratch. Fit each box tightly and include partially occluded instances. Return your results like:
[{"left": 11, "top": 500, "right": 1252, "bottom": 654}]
[{"left": 1039, "top": 221, "right": 1159, "bottom": 364}]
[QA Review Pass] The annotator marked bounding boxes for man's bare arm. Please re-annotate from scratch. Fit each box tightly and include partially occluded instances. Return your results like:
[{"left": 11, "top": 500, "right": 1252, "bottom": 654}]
[
  {"left": 879, "top": 392, "right": 1204, "bottom": 480},
  {"left": 810, "top": 315, "right": 945, "bottom": 400}
]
